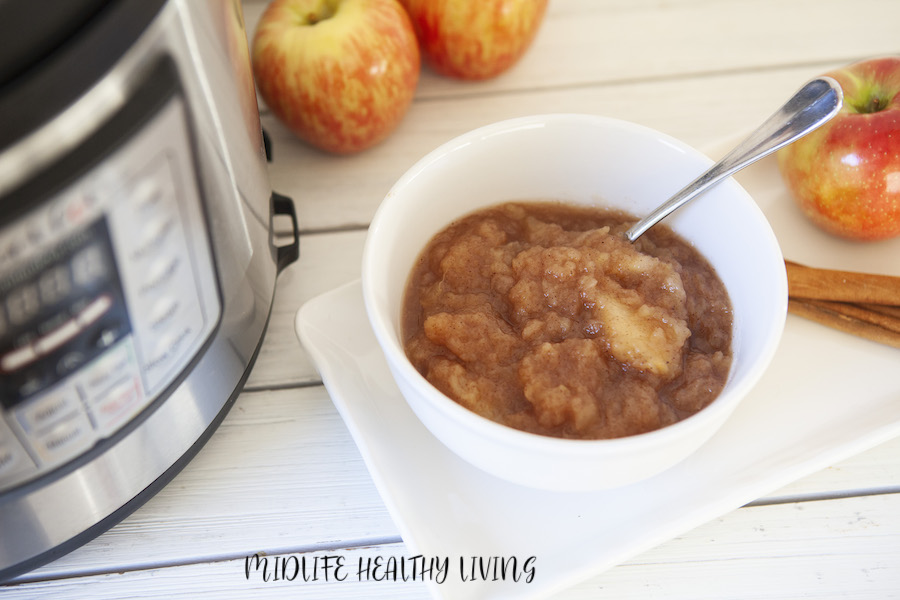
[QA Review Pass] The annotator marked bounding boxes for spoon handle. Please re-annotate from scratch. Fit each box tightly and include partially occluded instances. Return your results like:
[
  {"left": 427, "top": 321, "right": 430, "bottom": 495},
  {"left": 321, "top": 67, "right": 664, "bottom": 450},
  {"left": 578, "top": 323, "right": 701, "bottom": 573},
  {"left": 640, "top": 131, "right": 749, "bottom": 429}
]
[{"left": 625, "top": 76, "right": 843, "bottom": 242}]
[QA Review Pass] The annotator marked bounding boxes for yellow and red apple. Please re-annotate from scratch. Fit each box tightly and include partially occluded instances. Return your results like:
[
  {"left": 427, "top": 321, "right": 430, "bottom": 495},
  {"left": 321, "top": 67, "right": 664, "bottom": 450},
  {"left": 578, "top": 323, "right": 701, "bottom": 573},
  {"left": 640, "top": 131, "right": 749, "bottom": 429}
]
[
  {"left": 400, "top": 0, "right": 548, "bottom": 80},
  {"left": 777, "top": 56, "right": 900, "bottom": 241},
  {"left": 251, "top": 0, "right": 420, "bottom": 154}
]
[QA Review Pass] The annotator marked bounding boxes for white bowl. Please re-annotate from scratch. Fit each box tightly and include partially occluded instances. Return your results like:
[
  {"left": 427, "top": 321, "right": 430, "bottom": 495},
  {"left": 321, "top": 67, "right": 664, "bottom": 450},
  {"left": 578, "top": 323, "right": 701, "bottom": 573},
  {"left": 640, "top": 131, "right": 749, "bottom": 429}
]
[{"left": 362, "top": 114, "right": 786, "bottom": 491}]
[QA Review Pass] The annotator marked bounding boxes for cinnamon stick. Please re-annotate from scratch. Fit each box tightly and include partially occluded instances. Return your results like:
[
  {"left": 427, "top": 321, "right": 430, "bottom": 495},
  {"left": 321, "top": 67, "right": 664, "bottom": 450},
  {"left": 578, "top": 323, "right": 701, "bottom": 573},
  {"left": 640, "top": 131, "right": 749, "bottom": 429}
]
[
  {"left": 785, "top": 260, "right": 900, "bottom": 305},
  {"left": 788, "top": 298, "right": 900, "bottom": 349},
  {"left": 858, "top": 302, "right": 900, "bottom": 320},
  {"left": 834, "top": 302, "right": 900, "bottom": 334},
  {"left": 784, "top": 260, "right": 900, "bottom": 349}
]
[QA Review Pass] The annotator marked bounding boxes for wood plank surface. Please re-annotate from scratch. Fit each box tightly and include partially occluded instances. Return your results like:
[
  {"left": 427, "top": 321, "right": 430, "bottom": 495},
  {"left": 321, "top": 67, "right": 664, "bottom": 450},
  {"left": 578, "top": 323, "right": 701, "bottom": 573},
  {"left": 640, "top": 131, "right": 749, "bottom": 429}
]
[{"left": 6, "top": 494, "right": 899, "bottom": 599}]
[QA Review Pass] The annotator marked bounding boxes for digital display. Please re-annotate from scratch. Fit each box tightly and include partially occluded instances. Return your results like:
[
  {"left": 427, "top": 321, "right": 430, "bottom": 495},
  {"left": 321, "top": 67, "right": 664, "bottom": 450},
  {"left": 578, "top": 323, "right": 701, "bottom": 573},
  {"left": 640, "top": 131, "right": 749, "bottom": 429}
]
[
  {"left": 0, "top": 218, "right": 132, "bottom": 407},
  {"left": 3, "top": 244, "right": 106, "bottom": 330}
]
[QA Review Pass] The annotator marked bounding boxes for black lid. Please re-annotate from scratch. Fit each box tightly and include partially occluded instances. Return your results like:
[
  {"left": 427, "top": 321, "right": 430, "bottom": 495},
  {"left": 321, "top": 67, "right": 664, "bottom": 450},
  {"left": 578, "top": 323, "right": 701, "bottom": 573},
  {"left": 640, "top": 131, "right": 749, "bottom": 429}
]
[
  {"left": 0, "top": 0, "right": 167, "bottom": 152},
  {"left": 0, "top": 0, "right": 110, "bottom": 86}
]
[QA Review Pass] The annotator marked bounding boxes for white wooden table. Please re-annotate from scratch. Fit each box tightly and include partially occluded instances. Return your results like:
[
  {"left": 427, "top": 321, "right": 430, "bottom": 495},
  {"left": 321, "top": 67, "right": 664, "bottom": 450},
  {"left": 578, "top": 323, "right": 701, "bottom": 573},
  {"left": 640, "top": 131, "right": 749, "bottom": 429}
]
[{"left": 4, "top": 1, "right": 900, "bottom": 598}]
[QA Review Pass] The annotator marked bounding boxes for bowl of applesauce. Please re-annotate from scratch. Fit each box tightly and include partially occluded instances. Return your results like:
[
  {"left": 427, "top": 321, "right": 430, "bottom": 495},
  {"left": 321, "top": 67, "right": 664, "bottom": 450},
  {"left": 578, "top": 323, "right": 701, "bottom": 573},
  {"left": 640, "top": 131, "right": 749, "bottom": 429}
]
[{"left": 362, "top": 114, "right": 787, "bottom": 491}]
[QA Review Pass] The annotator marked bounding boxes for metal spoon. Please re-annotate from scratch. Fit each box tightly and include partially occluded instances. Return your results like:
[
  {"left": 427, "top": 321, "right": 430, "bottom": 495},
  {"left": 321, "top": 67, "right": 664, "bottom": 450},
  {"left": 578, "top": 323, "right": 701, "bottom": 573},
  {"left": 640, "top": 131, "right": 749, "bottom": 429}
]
[{"left": 625, "top": 76, "right": 843, "bottom": 242}]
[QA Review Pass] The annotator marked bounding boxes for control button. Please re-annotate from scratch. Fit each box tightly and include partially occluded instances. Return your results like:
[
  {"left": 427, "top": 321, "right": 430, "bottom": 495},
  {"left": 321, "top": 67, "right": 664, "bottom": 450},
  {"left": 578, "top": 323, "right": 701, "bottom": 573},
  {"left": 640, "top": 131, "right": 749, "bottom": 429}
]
[
  {"left": 132, "top": 217, "right": 175, "bottom": 261},
  {"left": 31, "top": 413, "right": 95, "bottom": 462},
  {"left": 42, "top": 425, "right": 81, "bottom": 451},
  {"left": 83, "top": 314, "right": 129, "bottom": 353},
  {"left": 80, "top": 340, "right": 135, "bottom": 396},
  {"left": 17, "top": 369, "right": 52, "bottom": 399},
  {"left": 15, "top": 387, "right": 80, "bottom": 432},
  {"left": 150, "top": 296, "right": 179, "bottom": 330},
  {"left": 130, "top": 178, "right": 164, "bottom": 212},
  {"left": 154, "top": 327, "right": 190, "bottom": 363},
  {"left": 143, "top": 326, "right": 193, "bottom": 379},
  {"left": 89, "top": 378, "right": 144, "bottom": 433},
  {"left": 92, "top": 326, "right": 124, "bottom": 351},
  {"left": 140, "top": 256, "right": 180, "bottom": 295},
  {"left": 56, "top": 351, "right": 87, "bottom": 378}
]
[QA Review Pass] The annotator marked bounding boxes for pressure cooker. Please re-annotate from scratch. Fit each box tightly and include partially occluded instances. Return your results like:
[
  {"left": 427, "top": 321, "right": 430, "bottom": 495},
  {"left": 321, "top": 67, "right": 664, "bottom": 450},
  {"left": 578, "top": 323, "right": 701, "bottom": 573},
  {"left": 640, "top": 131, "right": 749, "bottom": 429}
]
[{"left": 0, "top": 0, "right": 298, "bottom": 579}]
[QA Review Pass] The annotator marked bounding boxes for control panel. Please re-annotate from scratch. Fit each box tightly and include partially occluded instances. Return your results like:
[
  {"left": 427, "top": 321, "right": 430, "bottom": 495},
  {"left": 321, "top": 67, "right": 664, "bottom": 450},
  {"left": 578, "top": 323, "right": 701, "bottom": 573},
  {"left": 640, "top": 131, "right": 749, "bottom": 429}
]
[{"left": 0, "top": 95, "right": 220, "bottom": 491}]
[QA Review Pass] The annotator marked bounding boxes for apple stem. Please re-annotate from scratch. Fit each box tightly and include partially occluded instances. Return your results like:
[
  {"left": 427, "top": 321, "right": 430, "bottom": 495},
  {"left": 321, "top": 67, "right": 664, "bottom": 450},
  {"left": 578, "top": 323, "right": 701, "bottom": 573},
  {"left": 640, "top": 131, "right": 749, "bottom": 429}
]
[
  {"left": 865, "top": 95, "right": 887, "bottom": 113},
  {"left": 304, "top": 2, "right": 335, "bottom": 25}
]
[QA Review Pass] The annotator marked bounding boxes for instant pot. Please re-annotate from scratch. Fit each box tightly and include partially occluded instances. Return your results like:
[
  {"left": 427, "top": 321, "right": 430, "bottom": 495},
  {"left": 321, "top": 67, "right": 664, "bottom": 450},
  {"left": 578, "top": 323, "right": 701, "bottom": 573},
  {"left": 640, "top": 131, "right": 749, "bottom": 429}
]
[{"left": 0, "top": 0, "right": 298, "bottom": 579}]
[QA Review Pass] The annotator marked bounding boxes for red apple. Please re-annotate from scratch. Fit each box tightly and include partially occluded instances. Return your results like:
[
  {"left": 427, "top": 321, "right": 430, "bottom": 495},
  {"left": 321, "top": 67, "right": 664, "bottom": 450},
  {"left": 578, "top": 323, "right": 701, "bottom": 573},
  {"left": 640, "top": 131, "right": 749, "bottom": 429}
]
[
  {"left": 776, "top": 57, "right": 900, "bottom": 241},
  {"left": 400, "top": 0, "right": 548, "bottom": 81},
  {"left": 251, "top": 0, "right": 420, "bottom": 154}
]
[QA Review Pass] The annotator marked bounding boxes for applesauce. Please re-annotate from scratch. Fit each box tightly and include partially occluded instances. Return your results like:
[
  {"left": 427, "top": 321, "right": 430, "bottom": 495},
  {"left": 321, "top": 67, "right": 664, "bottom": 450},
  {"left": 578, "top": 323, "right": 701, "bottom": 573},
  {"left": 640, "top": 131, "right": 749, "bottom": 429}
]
[{"left": 402, "top": 201, "right": 733, "bottom": 440}]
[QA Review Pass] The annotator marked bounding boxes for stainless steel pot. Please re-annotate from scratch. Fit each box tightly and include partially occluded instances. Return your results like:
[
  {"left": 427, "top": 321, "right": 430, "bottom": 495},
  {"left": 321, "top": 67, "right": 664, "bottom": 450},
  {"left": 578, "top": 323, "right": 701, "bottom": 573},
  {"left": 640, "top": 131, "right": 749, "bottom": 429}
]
[{"left": 0, "top": 0, "right": 298, "bottom": 579}]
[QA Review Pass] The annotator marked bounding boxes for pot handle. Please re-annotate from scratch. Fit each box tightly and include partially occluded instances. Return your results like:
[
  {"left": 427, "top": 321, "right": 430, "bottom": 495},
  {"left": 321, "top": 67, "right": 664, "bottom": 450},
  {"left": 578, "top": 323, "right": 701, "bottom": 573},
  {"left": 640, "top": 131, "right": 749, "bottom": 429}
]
[{"left": 271, "top": 191, "right": 300, "bottom": 274}]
